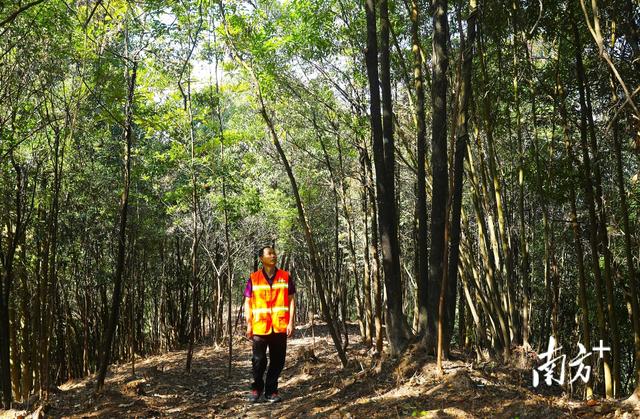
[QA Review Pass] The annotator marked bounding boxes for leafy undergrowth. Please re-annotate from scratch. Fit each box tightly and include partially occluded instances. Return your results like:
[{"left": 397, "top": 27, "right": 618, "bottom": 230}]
[{"left": 3, "top": 324, "right": 640, "bottom": 418}]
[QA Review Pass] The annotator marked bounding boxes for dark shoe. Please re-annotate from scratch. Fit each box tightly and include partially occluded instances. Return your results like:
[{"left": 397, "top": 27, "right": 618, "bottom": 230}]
[
  {"left": 247, "top": 389, "right": 261, "bottom": 403},
  {"left": 265, "top": 392, "right": 282, "bottom": 403}
]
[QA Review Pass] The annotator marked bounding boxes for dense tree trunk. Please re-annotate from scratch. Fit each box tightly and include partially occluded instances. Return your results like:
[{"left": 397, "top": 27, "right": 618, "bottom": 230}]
[
  {"left": 475, "top": 14, "right": 512, "bottom": 360},
  {"left": 528, "top": 77, "right": 555, "bottom": 343},
  {"left": 40, "top": 110, "right": 66, "bottom": 397},
  {"left": 446, "top": 0, "right": 476, "bottom": 356},
  {"left": 378, "top": 0, "right": 410, "bottom": 355},
  {"left": 612, "top": 115, "right": 640, "bottom": 396},
  {"left": 572, "top": 18, "right": 613, "bottom": 399},
  {"left": 510, "top": 0, "right": 530, "bottom": 350},
  {"left": 0, "top": 154, "right": 29, "bottom": 408},
  {"left": 466, "top": 139, "right": 510, "bottom": 357},
  {"left": 363, "top": 0, "right": 408, "bottom": 356},
  {"left": 362, "top": 141, "right": 384, "bottom": 353},
  {"left": 428, "top": 0, "right": 449, "bottom": 357},
  {"left": 559, "top": 86, "right": 594, "bottom": 399},
  {"left": 584, "top": 52, "right": 621, "bottom": 397}
]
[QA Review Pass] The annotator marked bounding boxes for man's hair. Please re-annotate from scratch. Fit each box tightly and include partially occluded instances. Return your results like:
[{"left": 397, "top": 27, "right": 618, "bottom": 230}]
[{"left": 258, "top": 245, "right": 274, "bottom": 258}]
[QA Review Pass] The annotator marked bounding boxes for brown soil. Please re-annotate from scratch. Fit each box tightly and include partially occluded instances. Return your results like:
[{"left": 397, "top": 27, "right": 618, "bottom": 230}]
[{"left": 2, "top": 324, "right": 639, "bottom": 418}]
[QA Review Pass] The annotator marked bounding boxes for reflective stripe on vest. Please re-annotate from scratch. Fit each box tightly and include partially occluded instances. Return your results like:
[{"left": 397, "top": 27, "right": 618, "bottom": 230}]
[{"left": 250, "top": 269, "right": 290, "bottom": 334}]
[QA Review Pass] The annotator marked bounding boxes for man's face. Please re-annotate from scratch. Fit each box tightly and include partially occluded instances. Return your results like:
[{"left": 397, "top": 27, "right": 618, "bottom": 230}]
[{"left": 260, "top": 247, "right": 277, "bottom": 267}]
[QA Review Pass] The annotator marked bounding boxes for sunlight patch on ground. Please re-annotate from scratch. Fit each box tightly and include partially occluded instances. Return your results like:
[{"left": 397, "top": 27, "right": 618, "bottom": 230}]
[
  {"left": 59, "top": 379, "right": 87, "bottom": 391},
  {"left": 352, "top": 383, "right": 423, "bottom": 405}
]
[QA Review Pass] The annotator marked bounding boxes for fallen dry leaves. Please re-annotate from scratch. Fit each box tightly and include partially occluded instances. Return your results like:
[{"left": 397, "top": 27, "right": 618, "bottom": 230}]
[{"left": 2, "top": 324, "right": 639, "bottom": 418}]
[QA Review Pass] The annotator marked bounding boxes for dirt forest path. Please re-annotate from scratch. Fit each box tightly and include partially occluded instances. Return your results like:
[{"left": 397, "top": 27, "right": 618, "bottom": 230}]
[
  {"left": 9, "top": 324, "right": 640, "bottom": 418},
  {"left": 37, "top": 324, "right": 370, "bottom": 418}
]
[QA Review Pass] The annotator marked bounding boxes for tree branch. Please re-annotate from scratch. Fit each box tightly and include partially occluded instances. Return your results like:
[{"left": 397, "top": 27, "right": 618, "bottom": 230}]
[{"left": 0, "top": 0, "right": 48, "bottom": 28}]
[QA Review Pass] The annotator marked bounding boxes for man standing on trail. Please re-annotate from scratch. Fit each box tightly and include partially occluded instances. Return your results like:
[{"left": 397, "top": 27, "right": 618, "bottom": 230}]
[{"left": 244, "top": 245, "right": 296, "bottom": 403}]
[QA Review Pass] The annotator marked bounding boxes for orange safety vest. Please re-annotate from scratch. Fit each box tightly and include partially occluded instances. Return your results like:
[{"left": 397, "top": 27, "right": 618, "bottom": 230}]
[{"left": 250, "top": 269, "right": 290, "bottom": 335}]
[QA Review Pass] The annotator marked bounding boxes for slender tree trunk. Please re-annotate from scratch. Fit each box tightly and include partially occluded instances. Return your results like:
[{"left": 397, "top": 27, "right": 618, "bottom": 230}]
[
  {"left": 363, "top": 0, "right": 408, "bottom": 356},
  {"left": 511, "top": 0, "right": 531, "bottom": 350},
  {"left": 409, "top": 0, "right": 429, "bottom": 338},
  {"left": 319, "top": 129, "right": 353, "bottom": 339},
  {"left": 584, "top": 52, "right": 620, "bottom": 397},
  {"left": 129, "top": 276, "right": 136, "bottom": 376},
  {"left": 572, "top": 18, "right": 613, "bottom": 399},
  {"left": 213, "top": 48, "right": 234, "bottom": 378},
  {"left": 429, "top": 0, "right": 450, "bottom": 359},
  {"left": 9, "top": 305, "right": 20, "bottom": 400},
  {"left": 378, "top": 0, "right": 410, "bottom": 355},
  {"left": 32, "top": 201, "right": 46, "bottom": 394},
  {"left": 336, "top": 134, "right": 360, "bottom": 346},
  {"left": 579, "top": 0, "right": 640, "bottom": 122},
  {"left": 41, "top": 105, "right": 66, "bottom": 396},
  {"left": 359, "top": 156, "right": 374, "bottom": 345},
  {"left": 0, "top": 269, "right": 12, "bottom": 408},
  {"left": 477, "top": 16, "right": 515, "bottom": 355},
  {"left": 19, "top": 242, "right": 32, "bottom": 401},
  {"left": 341, "top": 277, "right": 349, "bottom": 352},
  {"left": 457, "top": 280, "right": 466, "bottom": 350},
  {"left": 466, "top": 142, "right": 510, "bottom": 356},
  {"left": 459, "top": 210, "right": 488, "bottom": 354},
  {"left": 215, "top": 257, "right": 223, "bottom": 344},
  {"left": 95, "top": 59, "right": 138, "bottom": 392},
  {"left": 621, "top": 0, "right": 640, "bottom": 73},
  {"left": 612, "top": 118, "right": 640, "bottom": 397},
  {"left": 256, "top": 89, "right": 348, "bottom": 366},
  {"left": 364, "top": 143, "right": 384, "bottom": 353},
  {"left": 529, "top": 82, "right": 554, "bottom": 343},
  {"left": 0, "top": 155, "right": 28, "bottom": 408},
  {"left": 186, "top": 73, "right": 200, "bottom": 374},
  {"left": 559, "top": 90, "right": 594, "bottom": 400},
  {"left": 446, "top": 0, "right": 476, "bottom": 356}
]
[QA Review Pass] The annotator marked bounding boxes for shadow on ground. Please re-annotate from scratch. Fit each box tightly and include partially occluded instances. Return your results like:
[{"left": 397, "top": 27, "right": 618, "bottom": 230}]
[{"left": 10, "top": 322, "right": 637, "bottom": 418}]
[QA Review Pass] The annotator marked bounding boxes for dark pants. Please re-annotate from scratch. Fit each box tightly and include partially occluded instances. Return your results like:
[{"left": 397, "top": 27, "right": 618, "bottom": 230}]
[{"left": 251, "top": 332, "right": 287, "bottom": 395}]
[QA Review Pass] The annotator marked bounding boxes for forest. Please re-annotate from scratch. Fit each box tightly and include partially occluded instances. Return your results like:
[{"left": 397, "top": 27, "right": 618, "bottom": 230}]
[{"left": 1, "top": 0, "right": 640, "bottom": 416}]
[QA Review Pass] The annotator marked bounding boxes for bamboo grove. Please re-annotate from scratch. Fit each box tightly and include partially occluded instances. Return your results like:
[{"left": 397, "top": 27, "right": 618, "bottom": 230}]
[{"left": 1, "top": 0, "right": 639, "bottom": 409}]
